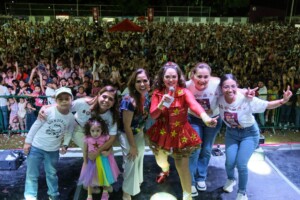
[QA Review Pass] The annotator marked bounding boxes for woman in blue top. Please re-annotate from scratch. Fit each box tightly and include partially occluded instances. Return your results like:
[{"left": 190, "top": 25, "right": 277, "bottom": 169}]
[{"left": 118, "top": 68, "right": 151, "bottom": 200}]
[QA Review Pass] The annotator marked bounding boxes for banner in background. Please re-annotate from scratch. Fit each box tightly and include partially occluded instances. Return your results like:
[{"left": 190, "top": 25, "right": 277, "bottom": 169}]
[
  {"left": 92, "top": 7, "right": 99, "bottom": 23},
  {"left": 147, "top": 8, "right": 154, "bottom": 22}
]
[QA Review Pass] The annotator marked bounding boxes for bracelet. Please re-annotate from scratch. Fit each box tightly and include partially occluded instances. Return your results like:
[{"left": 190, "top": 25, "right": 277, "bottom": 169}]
[{"left": 279, "top": 99, "right": 285, "bottom": 105}]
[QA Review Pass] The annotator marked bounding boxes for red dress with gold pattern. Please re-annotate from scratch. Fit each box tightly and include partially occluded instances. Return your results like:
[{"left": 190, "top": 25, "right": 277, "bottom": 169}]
[{"left": 147, "top": 87, "right": 203, "bottom": 156}]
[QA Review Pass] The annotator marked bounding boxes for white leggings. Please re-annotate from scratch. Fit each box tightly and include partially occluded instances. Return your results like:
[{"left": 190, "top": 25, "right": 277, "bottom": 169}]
[{"left": 118, "top": 131, "right": 145, "bottom": 196}]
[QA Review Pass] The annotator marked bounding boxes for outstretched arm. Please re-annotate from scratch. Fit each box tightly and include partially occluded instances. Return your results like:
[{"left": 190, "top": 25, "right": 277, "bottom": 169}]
[
  {"left": 266, "top": 85, "right": 293, "bottom": 109},
  {"left": 185, "top": 89, "right": 218, "bottom": 127}
]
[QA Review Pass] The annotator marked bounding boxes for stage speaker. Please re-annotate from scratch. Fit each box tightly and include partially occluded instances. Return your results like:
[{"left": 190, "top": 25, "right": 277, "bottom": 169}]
[{"left": 0, "top": 150, "right": 24, "bottom": 170}]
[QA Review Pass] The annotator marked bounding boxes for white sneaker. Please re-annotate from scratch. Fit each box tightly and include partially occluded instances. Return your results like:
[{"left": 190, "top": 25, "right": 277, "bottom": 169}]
[
  {"left": 25, "top": 197, "right": 37, "bottom": 200},
  {"left": 223, "top": 179, "right": 236, "bottom": 193},
  {"left": 196, "top": 181, "right": 207, "bottom": 191},
  {"left": 191, "top": 185, "right": 198, "bottom": 197},
  {"left": 236, "top": 193, "right": 248, "bottom": 200}
]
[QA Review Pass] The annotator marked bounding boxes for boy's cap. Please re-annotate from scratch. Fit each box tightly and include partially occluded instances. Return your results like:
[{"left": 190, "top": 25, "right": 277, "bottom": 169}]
[{"left": 55, "top": 87, "right": 73, "bottom": 99}]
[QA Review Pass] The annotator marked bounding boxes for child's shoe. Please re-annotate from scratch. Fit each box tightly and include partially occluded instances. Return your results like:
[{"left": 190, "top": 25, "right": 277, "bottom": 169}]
[{"left": 101, "top": 191, "right": 109, "bottom": 200}]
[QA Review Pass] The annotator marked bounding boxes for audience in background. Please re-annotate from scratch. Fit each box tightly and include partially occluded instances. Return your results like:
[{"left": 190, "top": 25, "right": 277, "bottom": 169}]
[{"left": 0, "top": 19, "right": 299, "bottom": 133}]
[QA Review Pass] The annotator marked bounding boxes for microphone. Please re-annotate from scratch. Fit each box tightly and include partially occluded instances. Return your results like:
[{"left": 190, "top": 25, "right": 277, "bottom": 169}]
[
  {"left": 163, "top": 86, "right": 175, "bottom": 108},
  {"left": 168, "top": 86, "right": 175, "bottom": 96}
]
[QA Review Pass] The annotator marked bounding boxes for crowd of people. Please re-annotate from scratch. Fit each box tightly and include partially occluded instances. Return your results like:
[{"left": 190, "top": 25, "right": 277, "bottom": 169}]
[
  {"left": 0, "top": 19, "right": 299, "bottom": 133},
  {"left": 0, "top": 18, "right": 299, "bottom": 200}
]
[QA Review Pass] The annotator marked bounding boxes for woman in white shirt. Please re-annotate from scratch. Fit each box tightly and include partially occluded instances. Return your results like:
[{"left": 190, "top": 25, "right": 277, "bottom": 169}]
[{"left": 218, "top": 74, "right": 292, "bottom": 200}]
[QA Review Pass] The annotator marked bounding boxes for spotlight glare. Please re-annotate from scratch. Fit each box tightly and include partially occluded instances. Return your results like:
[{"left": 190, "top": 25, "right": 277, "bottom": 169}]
[
  {"left": 150, "top": 192, "right": 177, "bottom": 200},
  {"left": 248, "top": 160, "right": 272, "bottom": 175}
]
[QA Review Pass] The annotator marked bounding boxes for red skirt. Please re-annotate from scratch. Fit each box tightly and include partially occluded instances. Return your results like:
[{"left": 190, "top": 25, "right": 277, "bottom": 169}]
[{"left": 146, "top": 118, "right": 202, "bottom": 157}]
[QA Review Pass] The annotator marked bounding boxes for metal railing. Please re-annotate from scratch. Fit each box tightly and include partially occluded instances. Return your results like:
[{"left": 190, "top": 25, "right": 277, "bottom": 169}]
[
  {"left": 4, "top": 3, "right": 123, "bottom": 17},
  {"left": 4, "top": 3, "right": 211, "bottom": 17},
  {"left": 1, "top": 94, "right": 299, "bottom": 135}
]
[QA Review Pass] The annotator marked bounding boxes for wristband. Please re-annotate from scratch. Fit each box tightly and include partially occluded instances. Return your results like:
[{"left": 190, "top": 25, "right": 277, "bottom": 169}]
[
  {"left": 279, "top": 99, "right": 285, "bottom": 105},
  {"left": 63, "top": 145, "right": 69, "bottom": 150}
]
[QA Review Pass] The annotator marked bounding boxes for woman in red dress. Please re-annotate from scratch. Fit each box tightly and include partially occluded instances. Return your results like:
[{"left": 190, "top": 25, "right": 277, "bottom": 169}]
[{"left": 147, "top": 62, "right": 218, "bottom": 200}]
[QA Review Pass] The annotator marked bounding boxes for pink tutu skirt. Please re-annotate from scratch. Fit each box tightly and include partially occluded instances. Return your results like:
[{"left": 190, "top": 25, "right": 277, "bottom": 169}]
[{"left": 78, "top": 154, "right": 120, "bottom": 187}]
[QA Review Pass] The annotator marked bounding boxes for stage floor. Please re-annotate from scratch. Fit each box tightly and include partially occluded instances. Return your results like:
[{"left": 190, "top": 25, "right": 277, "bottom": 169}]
[{"left": 0, "top": 145, "right": 300, "bottom": 200}]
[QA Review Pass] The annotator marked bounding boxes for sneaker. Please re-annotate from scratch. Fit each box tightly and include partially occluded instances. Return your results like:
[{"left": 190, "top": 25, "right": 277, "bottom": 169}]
[
  {"left": 196, "top": 181, "right": 207, "bottom": 191},
  {"left": 49, "top": 196, "right": 60, "bottom": 200},
  {"left": 101, "top": 192, "right": 109, "bottom": 200},
  {"left": 183, "top": 193, "right": 192, "bottom": 200},
  {"left": 25, "top": 196, "right": 37, "bottom": 200},
  {"left": 236, "top": 193, "right": 248, "bottom": 200},
  {"left": 191, "top": 185, "right": 198, "bottom": 197},
  {"left": 223, "top": 179, "right": 236, "bottom": 193}
]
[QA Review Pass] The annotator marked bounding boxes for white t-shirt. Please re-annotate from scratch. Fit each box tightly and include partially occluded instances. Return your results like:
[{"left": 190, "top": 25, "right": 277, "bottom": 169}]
[
  {"left": 186, "top": 77, "right": 221, "bottom": 118},
  {"left": 45, "top": 87, "right": 56, "bottom": 105},
  {"left": 71, "top": 98, "right": 117, "bottom": 136},
  {"left": 25, "top": 106, "right": 75, "bottom": 151},
  {"left": 17, "top": 102, "right": 26, "bottom": 118},
  {"left": 0, "top": 85, "right": 9, "bottom": 106},
  {"left": 258, "top": 86, "right": 268, "bottom": 100},
  {"left": 218, "top": 92, "right": 268, "bottom": 128}
]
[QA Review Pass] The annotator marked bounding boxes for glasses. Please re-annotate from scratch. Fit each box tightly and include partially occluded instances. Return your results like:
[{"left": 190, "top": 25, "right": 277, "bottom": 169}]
[{"left": 222, "top": 85, "right": 237, "bottom": 90}]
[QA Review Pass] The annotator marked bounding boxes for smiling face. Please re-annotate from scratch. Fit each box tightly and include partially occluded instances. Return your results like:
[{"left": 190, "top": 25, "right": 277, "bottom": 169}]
[
  {"left": 135, "top": 71, "right": 150, "bottom": 95},
  {"left": 97, "top": 91, "right": 115, "bottom": 112},
  {"left": 8, "top": 98, "right": 15, "bottom": 104},
  {"left": 55, "top": 93, "right": 72, "bottom": 112},
  {"left": 192, "top": 67, "right": 211, "bottom": 91},
  {"left": 19, "top": 80, "right": 25, "bottom": 87},
  {"left": 163, "top": 68, "right": 178, "bottom": 89},
  {"left": 221, "top": 79, "right": 238, "bottom": 103}
]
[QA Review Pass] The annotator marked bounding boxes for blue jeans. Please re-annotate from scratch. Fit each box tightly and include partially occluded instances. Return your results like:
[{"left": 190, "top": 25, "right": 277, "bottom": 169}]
[
  {"left": 257, "top": 112, "right": 265, "bottom": 127},
  {"left": 24, "top": 146, "right": 60, "bottom": 199},
  {"left": 26, "top": 112, "right": 37, "bottom": 131},
  {"left": 188, "top": 114, "right": 222, "bottom": 185},
  {"left": 0, "top": 106, "right": 9, "bottom": 132},
  {"left": 225, "top": 123, "right": 259, "bottom": 194},
  {"left": 280, "top": 104, "right": 292, "bottom": 124}
]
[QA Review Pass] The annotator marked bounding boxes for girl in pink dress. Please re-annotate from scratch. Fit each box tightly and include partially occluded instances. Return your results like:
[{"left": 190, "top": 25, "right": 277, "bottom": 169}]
[{"left": 78, "top": 116, "right": 120, "bottom": 200}]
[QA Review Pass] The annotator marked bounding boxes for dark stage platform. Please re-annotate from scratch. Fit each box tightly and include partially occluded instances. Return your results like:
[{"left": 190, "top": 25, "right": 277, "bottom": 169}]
[{"left": 0, "top": 145, "right": 299, "bottom": 200}]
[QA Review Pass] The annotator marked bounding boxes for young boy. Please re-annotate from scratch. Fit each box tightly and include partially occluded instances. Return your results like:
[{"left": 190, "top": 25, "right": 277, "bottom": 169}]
[{"left": 23, "top": 87, "right": 75, "bottom": 200}]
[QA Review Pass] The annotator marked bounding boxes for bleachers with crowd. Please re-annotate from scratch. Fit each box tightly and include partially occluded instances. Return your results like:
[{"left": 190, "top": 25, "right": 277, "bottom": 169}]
[{"left": 0, "top": 19, "right": 300, "bottom": 134}]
